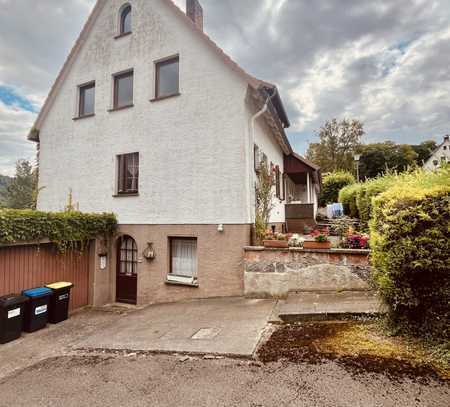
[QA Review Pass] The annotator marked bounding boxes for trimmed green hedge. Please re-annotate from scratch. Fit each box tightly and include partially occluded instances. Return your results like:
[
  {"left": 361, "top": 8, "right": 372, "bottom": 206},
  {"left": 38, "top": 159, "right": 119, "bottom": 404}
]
[
  {"left": 320, "top": 171, "right": 355, "bottom": 207},
  {"left": 0, "top": 209, "right": 117, "bottom": 251},
  {"left": 355, "top": 174, "right": 397, "bottom": 225},
  {"left": 338, "top": 183, "right": 363, "bottom": 218},
  {"left": 370, "top": 167, "right": 450, "bottom": 341}
]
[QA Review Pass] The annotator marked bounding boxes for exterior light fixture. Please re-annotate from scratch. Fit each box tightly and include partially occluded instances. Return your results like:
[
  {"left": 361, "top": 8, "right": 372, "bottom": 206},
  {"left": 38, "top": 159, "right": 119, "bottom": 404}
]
[
  {"left": 143, "top": 242, "right": 156, "bottom": 260},
  {"left": 217, "top": 224, "right": 224, "bottom": 232}
]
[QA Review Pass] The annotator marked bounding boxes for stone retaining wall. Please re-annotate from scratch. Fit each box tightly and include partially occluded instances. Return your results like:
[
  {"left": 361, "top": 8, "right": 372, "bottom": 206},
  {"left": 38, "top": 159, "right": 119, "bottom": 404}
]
[{"left": 244, "top": 247, "right": 372, "bottom": 299}]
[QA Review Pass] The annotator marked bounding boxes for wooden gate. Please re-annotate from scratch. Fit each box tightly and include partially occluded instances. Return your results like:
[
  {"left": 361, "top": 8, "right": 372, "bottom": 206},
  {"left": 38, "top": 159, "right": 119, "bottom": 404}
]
[{"left": 0, "top": 243, "right": 90, "bottom": 311}]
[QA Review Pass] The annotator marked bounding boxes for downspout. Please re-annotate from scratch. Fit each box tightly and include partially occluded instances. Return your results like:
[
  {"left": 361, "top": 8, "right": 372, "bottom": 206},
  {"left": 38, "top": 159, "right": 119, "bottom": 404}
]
[{"left": 246, "top": 88, "right": 278, "bottom": 224}]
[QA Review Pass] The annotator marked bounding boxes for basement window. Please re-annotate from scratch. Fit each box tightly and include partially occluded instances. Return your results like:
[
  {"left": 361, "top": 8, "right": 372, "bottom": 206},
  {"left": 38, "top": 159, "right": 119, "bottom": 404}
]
[{"left": 167, "top": 237, "right": 198, "bottom": 286}]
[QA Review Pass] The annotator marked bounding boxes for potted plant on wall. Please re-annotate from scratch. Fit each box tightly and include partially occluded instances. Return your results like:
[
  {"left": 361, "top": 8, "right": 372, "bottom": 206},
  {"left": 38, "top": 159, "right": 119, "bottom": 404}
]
[
  {"left": 303, "top": 229, "right": 332, "bottom": 249},
  {"left": 263, "top": 232, "right": 289, "bottom": 248}
]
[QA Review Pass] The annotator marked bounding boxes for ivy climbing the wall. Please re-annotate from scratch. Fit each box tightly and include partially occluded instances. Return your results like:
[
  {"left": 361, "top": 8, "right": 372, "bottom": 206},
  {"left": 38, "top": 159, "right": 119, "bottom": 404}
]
[{"left": 0, "top": 209, "right": 117, "bottom": 251}]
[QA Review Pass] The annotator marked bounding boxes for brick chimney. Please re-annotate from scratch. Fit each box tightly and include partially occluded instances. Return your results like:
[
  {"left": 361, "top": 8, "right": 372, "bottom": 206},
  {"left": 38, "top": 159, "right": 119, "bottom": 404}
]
[
  {"left": 444, "top": 135, "right": 449, "bottom": 142},
  {"left": 186, "top": 0, "right": 203, "bottom": 31}
]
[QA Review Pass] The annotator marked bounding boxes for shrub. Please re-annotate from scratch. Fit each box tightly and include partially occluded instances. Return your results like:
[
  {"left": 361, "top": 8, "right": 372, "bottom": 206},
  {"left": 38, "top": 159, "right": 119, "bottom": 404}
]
[
  {"left": 355, "top": 173, "right": 397, "bottom": 225},
  {"left": 339, "top": 183, "right": 363, "bottom": 218},
  {"left": 320, "top": 171, "right": 355, "bottom": 206},
  {"left": 0, "top": 209, "right": 118, "bottom": 251},
  {"left": 370, "top": 166, "right": 450, "bottom": 342}
]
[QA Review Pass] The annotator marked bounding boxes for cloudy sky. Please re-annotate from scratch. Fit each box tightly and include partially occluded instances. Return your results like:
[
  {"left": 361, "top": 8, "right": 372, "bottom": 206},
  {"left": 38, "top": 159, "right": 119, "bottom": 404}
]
[{"left": 1, "top": 0, "right": 449, "bottom": 175}]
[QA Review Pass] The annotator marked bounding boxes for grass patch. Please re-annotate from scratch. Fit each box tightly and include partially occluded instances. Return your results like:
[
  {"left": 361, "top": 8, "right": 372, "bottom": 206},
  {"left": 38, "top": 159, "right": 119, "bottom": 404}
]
[{"left": 257, "top": 321, "right": 449, "bottom": 382}]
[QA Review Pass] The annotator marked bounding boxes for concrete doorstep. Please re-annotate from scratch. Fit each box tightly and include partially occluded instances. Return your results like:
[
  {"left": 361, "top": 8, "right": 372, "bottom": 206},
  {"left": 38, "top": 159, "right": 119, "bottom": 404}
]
[{"left": 270, "top": 291, "right": 385, "bottom": 323}]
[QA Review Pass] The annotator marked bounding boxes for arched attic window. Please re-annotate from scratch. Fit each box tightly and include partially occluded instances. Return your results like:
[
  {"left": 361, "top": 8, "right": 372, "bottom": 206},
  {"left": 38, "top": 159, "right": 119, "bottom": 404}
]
[{"left": 119, "top": 4, "right": 132, "bottom": 36}]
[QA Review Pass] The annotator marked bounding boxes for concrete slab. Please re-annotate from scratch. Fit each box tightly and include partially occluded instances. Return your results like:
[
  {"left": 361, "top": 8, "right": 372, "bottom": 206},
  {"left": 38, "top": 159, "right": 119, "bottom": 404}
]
[
  {"left": 273, "top": 291, "right": 384, "bottom": 322},
  {"left": 76, "top": 297, "right": 276, "bottom": 357}
]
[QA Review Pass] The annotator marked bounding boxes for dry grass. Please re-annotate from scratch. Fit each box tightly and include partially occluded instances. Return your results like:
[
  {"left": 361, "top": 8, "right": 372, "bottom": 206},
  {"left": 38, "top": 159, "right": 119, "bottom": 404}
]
[{"left": 257, "top": 321, "right": 449, "bottom": 381}]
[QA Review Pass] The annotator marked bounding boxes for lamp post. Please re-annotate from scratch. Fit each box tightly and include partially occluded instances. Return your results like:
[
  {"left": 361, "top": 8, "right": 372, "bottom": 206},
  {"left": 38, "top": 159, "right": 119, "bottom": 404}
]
[{"left": 354, "top": 154, "right": 361, "bottom": 182}]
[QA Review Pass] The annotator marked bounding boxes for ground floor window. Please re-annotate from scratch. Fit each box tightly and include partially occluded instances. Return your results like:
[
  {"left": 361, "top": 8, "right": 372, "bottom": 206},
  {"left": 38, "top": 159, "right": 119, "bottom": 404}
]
[{"left": 169, "top": 237, "right": 197, "bottom": 279}]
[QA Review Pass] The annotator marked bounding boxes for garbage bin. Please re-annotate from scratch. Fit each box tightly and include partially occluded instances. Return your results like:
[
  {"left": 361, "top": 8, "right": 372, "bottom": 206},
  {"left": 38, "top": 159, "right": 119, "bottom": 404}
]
[
  {"left": 45, "top": 282, "right": 73, "bottom": 324},
  {"left": 0, "top": 294, "right": 29, "bottom": 344},
  {"left": 22, "top": 287, "right": 53, "bottom": 333}
]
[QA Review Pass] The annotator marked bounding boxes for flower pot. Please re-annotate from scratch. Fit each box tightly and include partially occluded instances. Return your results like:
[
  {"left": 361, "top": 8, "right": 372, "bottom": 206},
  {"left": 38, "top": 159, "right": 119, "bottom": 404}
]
[
  {"left": 263, "top": 240, "right": 289, "bottom": 248},
  {"left": 303, "top": 240, "right": 332, "bottom": 250}
]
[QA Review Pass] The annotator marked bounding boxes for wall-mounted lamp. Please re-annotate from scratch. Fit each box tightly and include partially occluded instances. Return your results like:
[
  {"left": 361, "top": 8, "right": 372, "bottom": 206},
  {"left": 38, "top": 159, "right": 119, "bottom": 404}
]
[
  {"left": 217, "top": 224, "right": 224, "bottom": 233},
  {"left": 99, "top": 255, "right": 107, "bottom": 270},
  {"left": 143, "top": 242, "right": 156, "bottom": 261}
]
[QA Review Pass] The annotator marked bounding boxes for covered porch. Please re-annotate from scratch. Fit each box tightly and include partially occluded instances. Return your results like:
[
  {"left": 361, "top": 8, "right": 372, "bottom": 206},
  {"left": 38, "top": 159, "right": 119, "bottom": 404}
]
[{"left": 283, "top": 153, "right": 321, "bottom": 233}]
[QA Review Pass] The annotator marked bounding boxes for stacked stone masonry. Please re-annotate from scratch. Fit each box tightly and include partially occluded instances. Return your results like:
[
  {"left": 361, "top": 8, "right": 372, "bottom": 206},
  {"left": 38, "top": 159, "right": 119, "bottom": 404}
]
[{"left": 244, "top": 247, "right": 372, "bottom": 299}]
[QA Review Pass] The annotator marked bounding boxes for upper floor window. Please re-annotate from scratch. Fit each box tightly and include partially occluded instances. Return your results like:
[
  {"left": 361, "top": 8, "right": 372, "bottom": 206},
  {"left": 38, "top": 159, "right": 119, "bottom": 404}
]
[
  {"left": 113, "top": 70, "right": 134, "bottom": 109},
  {"left": 119, "top": 4, "right": 132, "bottom": 35},
  {"left": 78, "top": 82, "right": 95, "bottom": 117},
  {"left": 117, "top": 152, "right": 139, "bottom": 195},
  {"left": 155, "top": 56, "right": 179, "bottom": 99}
]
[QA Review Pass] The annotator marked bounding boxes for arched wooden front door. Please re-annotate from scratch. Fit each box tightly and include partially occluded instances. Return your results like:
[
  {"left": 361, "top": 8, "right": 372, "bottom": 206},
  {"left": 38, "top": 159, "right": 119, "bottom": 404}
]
[{"left": 116, "top": 235, "right": 138, "bottom": 304}]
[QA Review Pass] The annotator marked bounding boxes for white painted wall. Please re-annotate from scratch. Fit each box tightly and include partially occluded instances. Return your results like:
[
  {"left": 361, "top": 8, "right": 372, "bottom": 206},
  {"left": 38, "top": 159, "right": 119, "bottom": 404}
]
[
  {"left": 249, "top": 110, "right": 286, "bottom": 224},
  {"left": 37, "top": 0, "right": 254, "bottom": 225},
  {"left": 424, "top": 137, "right": 450, "bottom": 170}
]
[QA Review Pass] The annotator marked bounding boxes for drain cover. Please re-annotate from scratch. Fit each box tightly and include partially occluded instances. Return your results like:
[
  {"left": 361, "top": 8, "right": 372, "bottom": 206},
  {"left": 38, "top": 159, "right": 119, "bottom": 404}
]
[{"left": 191, "top": 328, "right": 221, "bottom": 340}]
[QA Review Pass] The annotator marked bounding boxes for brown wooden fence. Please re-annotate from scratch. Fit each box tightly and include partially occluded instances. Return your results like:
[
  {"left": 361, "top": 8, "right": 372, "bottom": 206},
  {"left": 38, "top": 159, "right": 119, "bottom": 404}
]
[{"left": 0, "top": 243, "right": 90, "bottom": 311}]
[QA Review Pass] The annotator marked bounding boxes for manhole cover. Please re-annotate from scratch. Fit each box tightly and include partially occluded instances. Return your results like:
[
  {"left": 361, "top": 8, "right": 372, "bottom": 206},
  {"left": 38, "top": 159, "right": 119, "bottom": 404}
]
[{"left": 191, "top": 328, "right": 221, "bottom": 340}]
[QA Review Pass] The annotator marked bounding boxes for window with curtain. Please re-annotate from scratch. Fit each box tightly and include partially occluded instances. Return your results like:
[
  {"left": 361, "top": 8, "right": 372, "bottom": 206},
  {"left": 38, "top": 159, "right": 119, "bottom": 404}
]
[
  {"left": 117, "top": 152, "right": 139, "bottom": 194},
  {"left": 170, "top": 238, "right": 197, "bottom": 278}
]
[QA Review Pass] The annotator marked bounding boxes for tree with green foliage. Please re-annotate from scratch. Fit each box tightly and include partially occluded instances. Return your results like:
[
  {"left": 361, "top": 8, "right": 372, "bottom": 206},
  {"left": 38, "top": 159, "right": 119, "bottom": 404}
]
[
  {"left": 0, "top": 175, "right": 12, "bottom": 207},
  {"left": 255, "top": 162, "right": 275, "bottom": 243},
  {"left": 411, "top": 140, "right": 438, "bottom": 165},
  {"left": 306, "top": 118, "right": 364, "bottom": 173},
  {"left": 357, "top": 142, "right": 418, "bottom": 180},
  {"left": 2, "top": 160, "right": 38, "bottom": 209}
]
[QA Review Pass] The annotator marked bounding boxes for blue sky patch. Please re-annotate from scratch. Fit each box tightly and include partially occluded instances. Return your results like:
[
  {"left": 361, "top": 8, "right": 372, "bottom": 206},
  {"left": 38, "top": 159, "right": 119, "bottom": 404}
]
[{"left": 0, "top": 85, "right": 37, "bottom": 113}]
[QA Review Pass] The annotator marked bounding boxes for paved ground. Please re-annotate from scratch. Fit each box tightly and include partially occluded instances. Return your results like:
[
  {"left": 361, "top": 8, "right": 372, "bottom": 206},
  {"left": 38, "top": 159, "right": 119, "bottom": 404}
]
[
  {"left": 0, "top": 297, "right": 448, "bottom": 406},
  {"left": 273, "top": 291, "right": 382, "bottom": 322},
  {"left": 0, "top": 353, "right": 448, "bottom": 407},
  {"left": 77, "top": 297, "right": 275, "bottom": 356},
  {"left": 0, "top": 297, "right": 274, "bottom": 380}
]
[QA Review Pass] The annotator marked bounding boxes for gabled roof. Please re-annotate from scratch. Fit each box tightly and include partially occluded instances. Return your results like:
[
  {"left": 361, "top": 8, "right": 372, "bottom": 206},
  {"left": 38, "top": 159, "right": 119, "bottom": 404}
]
[
  {"left": 291, "top": 152, "right": 320, "bottom": 172},
  {"left": 28, "top": 0, "right": 290, "bottom": 142}
]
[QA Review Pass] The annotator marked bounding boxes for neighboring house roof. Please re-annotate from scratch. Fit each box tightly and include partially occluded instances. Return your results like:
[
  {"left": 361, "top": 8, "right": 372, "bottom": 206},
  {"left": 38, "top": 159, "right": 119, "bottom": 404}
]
[
  {"left": 425, "top": 135, "right": 449, "bottom": 161},
  {"left": 28, "top": 0, "right": 290, "bottom": 144}
]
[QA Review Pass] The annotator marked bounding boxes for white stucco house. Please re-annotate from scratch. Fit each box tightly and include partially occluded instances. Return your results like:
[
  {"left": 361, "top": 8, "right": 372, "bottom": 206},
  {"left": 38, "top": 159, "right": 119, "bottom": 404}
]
[
  {"left": 423, "top": 135, "right": 450, "bottom": 171},
  {"left": 28, "top": 0, "right": 321, "bottom": 306}
]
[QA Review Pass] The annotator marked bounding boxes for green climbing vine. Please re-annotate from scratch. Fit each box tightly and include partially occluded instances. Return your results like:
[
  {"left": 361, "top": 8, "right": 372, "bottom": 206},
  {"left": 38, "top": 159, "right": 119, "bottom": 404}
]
[{"left": 0, "top": 209, "right": 117, "bottom": 252}]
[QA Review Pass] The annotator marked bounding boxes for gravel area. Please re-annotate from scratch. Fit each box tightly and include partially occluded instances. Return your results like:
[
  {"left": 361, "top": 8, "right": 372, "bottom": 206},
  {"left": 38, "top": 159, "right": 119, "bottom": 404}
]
[{"left": 0, "top": 353, "right": 448, "bottom": 407}]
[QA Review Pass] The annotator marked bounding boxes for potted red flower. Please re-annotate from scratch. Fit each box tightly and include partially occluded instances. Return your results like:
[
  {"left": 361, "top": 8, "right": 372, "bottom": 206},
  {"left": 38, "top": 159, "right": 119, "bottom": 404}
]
[{"left": 303, "top": 228, "right": 332, "bottom": 249}]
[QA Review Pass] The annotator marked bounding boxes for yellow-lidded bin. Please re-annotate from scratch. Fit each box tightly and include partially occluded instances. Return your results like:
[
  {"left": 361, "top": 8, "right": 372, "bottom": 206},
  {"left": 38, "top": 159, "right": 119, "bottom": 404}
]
[{"left": 45, "top": 282, "right": 74, "bottom": 324}]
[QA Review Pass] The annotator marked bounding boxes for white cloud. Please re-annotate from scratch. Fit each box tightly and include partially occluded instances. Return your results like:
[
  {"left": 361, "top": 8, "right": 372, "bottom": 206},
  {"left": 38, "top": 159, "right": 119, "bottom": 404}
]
[
  {"left": 1, "top": 0, "right": 450, "bottom": 175},
  {"left": 0, "top": 100, "right": 36, "bottom": 175}
]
